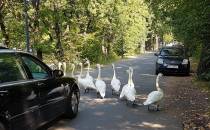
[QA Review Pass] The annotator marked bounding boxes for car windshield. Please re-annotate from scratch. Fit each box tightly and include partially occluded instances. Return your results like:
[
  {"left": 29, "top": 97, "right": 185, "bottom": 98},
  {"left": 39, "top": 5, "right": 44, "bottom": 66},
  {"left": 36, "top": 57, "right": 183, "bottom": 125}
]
[{"left": 160, "top": 48, "right": 184, "bottom": 56}]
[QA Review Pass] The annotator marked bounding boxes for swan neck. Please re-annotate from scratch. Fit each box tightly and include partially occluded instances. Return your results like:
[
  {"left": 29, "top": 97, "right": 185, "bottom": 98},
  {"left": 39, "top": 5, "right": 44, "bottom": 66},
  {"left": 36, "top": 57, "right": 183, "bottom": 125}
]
[
  {"left": 128, "top": 70, "right": 131, "bottom": 84},
  {"left": 156, "top": 75, "right": 160, "bottom": 90},
  {"left": 87, "top": 63, "right": 90, "bottom": 76},
  {"left": 129, "top": 69, "right": 133, "bottom": 85},
  {"left": 113, "top": 66, "right": 116, "bottom": 78},
  {"left": 71, "top": 66, "right": 75, "bottom": 77},
  {"left": 80, "top": 64, "right": 83, "bottom": 77},
  {"left": 97, "top": 66, "right": 101, "bottom": 79}
]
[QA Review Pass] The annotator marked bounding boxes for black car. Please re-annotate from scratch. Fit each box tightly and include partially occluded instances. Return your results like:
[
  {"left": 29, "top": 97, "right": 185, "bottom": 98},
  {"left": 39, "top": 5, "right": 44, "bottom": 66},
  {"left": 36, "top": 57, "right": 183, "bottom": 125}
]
[
  {"left": 0, "top": 48, "right": 80, "bottom": 130},
  {"left": 155, "top": 46, "right": 190, "bottom": 75}
]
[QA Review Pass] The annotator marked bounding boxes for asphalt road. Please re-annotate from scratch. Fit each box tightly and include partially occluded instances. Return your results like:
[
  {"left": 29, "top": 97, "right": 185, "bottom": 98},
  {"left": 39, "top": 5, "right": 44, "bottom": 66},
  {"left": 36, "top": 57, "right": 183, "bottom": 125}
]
[{"left": 47, "top": 52, "right": 182, "bottom": 130}]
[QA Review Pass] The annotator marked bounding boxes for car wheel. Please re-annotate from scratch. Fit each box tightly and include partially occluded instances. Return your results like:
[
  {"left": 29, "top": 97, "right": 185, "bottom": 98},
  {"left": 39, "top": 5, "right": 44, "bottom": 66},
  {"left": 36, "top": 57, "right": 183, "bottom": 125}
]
[
  {"left": 155, "top": 69, "right": 159, "bottom": 75},
  {"left": 65, "top": 90, "right": 79, "bottom": 118},
  {"left": 185, "top": 70, "right": 190, "bottom": 76},
  {"left": 0, "top": 122, "right": 6, "bottom": 130}
]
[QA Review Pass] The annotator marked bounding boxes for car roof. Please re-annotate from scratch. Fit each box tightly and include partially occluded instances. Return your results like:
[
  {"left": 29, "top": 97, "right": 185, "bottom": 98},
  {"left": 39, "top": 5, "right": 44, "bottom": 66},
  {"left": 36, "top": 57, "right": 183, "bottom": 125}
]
[
  {"left": 161, "top": 46, "right": 185, "bottom": 50},
  {"left": 0, "top": 47, "right": 27, "bottom": 54}
]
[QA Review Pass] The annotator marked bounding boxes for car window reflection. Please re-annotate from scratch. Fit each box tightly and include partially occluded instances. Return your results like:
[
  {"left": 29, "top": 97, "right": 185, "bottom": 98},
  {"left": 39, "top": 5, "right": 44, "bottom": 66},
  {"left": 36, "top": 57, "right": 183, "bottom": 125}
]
[
  {"left": 0, "top": 54, "right": 26, "bottom": 83},
  {"left": 22, "top": 56, "right": 49, "bottom": 79}
]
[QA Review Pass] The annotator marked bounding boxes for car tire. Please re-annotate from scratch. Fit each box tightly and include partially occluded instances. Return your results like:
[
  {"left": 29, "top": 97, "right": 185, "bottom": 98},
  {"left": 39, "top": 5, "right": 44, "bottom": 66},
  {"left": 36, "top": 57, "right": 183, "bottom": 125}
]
[
  {"left": 155, "top": 69, "right": 159, "bottom": 75},
  {"left": 0, "top": 122, "right": 6, "bottom": 130},
  {"left": 65, "top": 89, "right": 79, "bottom": 119},
  {"left": 185, "top": 70, "right": 190, "bottom": 76}
]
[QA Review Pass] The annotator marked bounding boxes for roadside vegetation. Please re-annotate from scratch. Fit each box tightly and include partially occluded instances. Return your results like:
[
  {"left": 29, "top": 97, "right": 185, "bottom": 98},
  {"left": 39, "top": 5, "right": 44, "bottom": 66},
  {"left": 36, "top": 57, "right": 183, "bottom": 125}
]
[{"left": 0, "top": 0, "right": 209, "bottom": 80}]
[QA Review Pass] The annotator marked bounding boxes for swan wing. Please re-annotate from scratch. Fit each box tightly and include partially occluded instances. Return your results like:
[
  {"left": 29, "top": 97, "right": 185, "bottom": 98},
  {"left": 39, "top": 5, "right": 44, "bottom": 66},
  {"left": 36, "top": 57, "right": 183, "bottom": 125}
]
[
  {"left": 120, "top": 84, "right": 128, "bottom": 99},
  {"left": 143, "top": 91, "right": 164, "bottom": 105},
  {"left": 125, "top": 86, "right": 136, "bottom": 101},
  {"left": 84, "top": 75, "right": 96, "bottom": 90},
  {"left": 111, "top": 78, "right": 121, "bottom": 92},
  {"left": 95, "top": 79, "right": 106, "bottom": 98}
]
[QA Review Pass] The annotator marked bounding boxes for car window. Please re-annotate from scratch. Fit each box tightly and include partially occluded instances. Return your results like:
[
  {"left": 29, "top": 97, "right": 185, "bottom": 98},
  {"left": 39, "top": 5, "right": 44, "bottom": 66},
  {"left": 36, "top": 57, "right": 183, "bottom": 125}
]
[
  {"left": 21, "top": 55, "right": 49, "bottom": 79},
  {"left": 160, "top": 48, "right": 184, "bottom": 56},
  {"left": 0, "top": 54, "right": 26, "bottom": 83}
]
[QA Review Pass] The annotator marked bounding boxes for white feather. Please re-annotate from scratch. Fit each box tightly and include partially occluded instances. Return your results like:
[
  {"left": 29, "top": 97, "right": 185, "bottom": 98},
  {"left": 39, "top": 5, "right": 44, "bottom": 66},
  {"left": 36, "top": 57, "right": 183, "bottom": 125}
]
[
  {"left": 95, "top": 64, "right": 106, "bottom": 98},
  {"left": 120, "top": 67, "right": 136, "bottom": 102},
  {"left": 143, "top": 73, "right": 164, "bottom": 105},
  {"left": 84, "top": 60, "right": 96, "bottom": 90},
  {"left": 95, "top": 79, "right": 106, "bottom": 98},
  {"left": 111, "top": 64, "right": 121, "bottom": 92}
]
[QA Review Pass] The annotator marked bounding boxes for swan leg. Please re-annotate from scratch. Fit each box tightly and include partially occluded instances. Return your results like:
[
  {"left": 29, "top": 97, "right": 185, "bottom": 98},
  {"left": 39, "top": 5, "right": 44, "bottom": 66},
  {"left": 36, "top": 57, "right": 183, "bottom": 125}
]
[
  {"left": 126, "top": 100, "right": 129, "bottom": 106},
  {"left": 148, "top": 105, "right": 151, "bottom": 111},
  {"left": 84, "top": 89, "right": 87, "bottom": 93},
  {"left": 156, "top": 104, "right": 160, "bottom": 111},
  {"left": 111, "top": 89, "right": 114, "bottom": 95},
  {"left": 132, "top": 100, "right": 136, "bottom": 106},
  {"left": 96, "top": 92, "right": 100, "bottom": 98}
]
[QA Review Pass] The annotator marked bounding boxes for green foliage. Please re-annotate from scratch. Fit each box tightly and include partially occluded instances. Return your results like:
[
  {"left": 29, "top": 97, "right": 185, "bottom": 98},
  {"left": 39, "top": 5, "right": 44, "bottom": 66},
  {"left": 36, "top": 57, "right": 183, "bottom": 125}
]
[
  {"left": 148, "top": 0, "right": 210, "bottom": 80},
  {"left": 0, "top": 0, "right": 152, "bottom": 64},
  {"left": 163, "top": 33, "right": 173, "bottom": 44}
]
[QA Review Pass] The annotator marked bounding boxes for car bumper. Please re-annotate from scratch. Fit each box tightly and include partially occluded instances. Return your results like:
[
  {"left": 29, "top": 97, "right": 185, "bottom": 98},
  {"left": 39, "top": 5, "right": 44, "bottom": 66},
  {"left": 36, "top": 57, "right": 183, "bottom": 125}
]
[{"left": 156, "top": 63, "right": 190, "bottom": 74}]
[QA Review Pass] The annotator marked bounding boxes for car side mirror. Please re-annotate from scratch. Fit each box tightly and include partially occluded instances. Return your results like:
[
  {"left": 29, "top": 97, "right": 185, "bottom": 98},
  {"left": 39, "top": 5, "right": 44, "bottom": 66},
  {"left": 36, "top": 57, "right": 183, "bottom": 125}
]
[
  {"left": 154, "top": 53, "right": 159, "bottom": 56},
  {"left": 53, "top": 70, "right": 64, "bottom": 78}
]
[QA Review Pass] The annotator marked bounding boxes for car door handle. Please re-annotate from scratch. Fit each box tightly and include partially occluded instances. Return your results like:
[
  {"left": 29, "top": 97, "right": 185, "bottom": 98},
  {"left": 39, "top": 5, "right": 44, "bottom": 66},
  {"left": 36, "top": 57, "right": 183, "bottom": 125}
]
[{"left": 37, "top": 82, "right": 45, "bottom": 86}]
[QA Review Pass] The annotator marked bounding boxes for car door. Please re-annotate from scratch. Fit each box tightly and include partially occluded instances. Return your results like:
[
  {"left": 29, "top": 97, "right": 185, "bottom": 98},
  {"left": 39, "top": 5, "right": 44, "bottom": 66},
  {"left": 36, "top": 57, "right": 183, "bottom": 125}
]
[
  {"left": 20, "top": 54, "right": 67, "bottom": 125},
  {"left": 0, "top": 53, "right": 39, "bottom": 130}
]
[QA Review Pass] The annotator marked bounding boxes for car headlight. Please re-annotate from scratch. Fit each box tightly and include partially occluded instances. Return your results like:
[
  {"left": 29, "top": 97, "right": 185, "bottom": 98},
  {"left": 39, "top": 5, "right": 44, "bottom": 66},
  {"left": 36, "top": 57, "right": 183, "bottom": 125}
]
[
  {"left": 182, "top": 59, "right": 188, "bottom": 64},
  {"left": 157, "top": 58, "right": 164, "bottom": 64}
]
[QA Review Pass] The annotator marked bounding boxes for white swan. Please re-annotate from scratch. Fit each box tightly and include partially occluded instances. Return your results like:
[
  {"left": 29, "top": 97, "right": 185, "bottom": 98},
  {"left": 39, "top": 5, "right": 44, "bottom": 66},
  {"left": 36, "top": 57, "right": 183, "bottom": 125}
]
[
  {"left": 84, "top": 60, "right": 96, "bottom": 93},
  {"left": 77, "top": 63, "right": 87, "bottom": 90},
  {"left": 71, "top": 64, "right": 75, "bottom": 77},
  {"left": 120, "top": 67, "right": 136, "bottom": 104},
  {"left": 143, "top": 73, "right": 164, "bottom": 111},
  {"left": 111, "top": 64, "right": 121, "bottom": 95},
  {"left": 95, "top": 64, "right": 106, "bottom": 98},
  {"left": 58, "top": 61, "right": 67, "bottom": 76}
]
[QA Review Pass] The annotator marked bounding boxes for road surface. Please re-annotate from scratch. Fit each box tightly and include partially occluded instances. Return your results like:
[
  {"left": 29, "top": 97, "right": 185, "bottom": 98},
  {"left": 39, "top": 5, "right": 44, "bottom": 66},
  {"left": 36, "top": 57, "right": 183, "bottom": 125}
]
[{"left": 47, "top": 53, "right": 182, "bottom": 130}]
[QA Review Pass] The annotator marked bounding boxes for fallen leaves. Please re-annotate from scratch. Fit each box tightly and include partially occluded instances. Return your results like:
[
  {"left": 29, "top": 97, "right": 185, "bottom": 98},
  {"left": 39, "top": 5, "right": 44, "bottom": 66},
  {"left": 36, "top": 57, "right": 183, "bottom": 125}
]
[{"left": 163, "top": 76, "right": 210, "bottom": 130}]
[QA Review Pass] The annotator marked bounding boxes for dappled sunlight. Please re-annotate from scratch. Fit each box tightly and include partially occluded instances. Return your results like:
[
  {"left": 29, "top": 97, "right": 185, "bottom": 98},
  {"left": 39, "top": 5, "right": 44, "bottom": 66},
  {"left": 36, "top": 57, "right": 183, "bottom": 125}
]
[
  {"left": 140, "top": 73, "right": 156, "bottom": 77},
  {"left": 126, "top": 55, "right": 139, "bottom": 59},
  {"left": 102, "top": 77, "right": 112, "bottom": 81},
  {"left": 94, "top": 111, "right": 105, "bottom": 116},
  {"left": 80, "top": 97, "right": 120, "bottom": 106},
  {"left": 136, "top": 94, "right": 148, "bottom": 100},
  {"left": 137, "top": 121, "right": 166, "bottom": 128},
  {"left": 49, "top": 128, "right": 76, "bottom": 130}
]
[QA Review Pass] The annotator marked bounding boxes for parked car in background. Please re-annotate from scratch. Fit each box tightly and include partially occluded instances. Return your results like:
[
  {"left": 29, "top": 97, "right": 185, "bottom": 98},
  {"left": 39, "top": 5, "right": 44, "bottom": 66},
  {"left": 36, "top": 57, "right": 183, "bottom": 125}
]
[
  {"left": 0, "top": 47, "right": 80, "bottom": 130},
  {"left": 155, "top": 46, "right": 190, "bottom": 75}
]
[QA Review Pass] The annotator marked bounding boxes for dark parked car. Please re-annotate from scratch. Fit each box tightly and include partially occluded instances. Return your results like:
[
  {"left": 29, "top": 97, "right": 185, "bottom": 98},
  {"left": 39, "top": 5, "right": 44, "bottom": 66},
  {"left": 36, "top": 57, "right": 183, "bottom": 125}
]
[
  {"left": 155, "top": 46, "right": 190, "bottom": 75},
  {"left": 0, "top": 47, "right": 80, "bottom": 130}
]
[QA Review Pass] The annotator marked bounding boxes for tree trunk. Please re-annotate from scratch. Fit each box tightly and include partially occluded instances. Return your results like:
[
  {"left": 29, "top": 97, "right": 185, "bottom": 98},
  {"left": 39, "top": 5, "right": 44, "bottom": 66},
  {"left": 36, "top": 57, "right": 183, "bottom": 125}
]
[
  {"left": 53, "top": 3, "right": 64, "bottom": 60},
  {"left": 32, "top": 0, "right": 43, "bottom": 60},
  {"left": 0, "top": 3, "right": 9, "bottom": 47},
  {"left": 37, "top": 49, "right": 43, "bottom": 61}
]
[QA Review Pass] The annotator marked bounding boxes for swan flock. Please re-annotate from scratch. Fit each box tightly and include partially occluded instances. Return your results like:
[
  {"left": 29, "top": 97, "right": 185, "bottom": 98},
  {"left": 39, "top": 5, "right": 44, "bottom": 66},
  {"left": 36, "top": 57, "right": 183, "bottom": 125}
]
[{"left": 54, "top": 60, "right": 164, "bottom": 110}]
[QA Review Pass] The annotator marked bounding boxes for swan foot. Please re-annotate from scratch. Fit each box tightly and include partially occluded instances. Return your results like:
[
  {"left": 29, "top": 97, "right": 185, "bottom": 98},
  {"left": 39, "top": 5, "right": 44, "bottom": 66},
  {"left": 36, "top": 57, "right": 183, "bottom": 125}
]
[
  {"left": 111, "top": 89, "right": 114, "bottom": 95},
  {"left": 148, "top": 104, "right": 161, "bottom": 111},
  {"left": 156, "top": 104, "right": 160, "bottom": 111},
  {"left": 84, "top": 88, "right": 88, "bottom": 93},
  {"left": 96, "top": 92, "right": 101, "bottom": 98}
]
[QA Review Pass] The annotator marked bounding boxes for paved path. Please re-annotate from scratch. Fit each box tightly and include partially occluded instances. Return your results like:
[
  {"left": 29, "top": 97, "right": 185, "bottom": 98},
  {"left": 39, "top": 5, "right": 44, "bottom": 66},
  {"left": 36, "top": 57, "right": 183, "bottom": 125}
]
[{"left": 48, "top": 53, "right": 182, "bottom": 130}]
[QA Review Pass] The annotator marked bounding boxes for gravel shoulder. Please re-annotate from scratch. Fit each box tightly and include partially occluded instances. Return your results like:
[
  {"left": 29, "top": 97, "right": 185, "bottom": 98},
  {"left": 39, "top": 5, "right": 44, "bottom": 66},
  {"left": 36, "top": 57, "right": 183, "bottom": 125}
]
[{"left": 162, "top": 75, "right": 210, "bottom": 129}]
